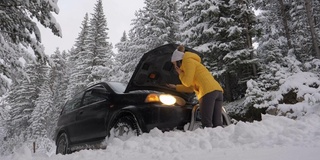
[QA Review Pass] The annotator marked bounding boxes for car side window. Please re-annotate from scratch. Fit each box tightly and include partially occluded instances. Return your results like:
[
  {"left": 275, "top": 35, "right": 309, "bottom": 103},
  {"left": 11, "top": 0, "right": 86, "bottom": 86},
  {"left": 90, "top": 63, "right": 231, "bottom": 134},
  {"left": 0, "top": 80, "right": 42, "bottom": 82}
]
[
  {"left": 63, "top": 93, "right": 83, "bottom": 113},
  {"left": 82, "top": 86, "right": 109, "bottom": 106},
  {"left": 73, "top": 93, "right": 83, "bottom": 109},
  {"left": 63, "top": 100, "right": 72, "bottom": 113}
]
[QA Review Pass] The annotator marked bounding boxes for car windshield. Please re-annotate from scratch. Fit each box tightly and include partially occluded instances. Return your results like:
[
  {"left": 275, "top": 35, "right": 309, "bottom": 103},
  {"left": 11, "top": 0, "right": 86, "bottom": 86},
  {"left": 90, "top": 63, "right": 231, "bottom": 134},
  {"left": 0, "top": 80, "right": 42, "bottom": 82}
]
[{"left": 107, "top": 82, "right": 127, "bottom": 93}]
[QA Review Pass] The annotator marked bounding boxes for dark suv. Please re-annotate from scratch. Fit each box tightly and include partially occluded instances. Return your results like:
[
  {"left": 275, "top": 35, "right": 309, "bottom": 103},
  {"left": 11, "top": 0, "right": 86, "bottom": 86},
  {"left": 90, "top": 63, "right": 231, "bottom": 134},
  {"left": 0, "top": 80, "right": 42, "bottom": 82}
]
[{"left": 55, "top": 44, "right": 231, "bottom": 154}]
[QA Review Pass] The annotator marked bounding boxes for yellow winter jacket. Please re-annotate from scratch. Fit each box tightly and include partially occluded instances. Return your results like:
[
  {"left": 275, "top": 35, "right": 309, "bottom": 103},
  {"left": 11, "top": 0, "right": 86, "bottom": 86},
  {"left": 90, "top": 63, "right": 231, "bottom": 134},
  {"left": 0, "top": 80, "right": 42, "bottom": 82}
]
[{"left": 176, "top": 51, "right": 223, "bottom": 100}]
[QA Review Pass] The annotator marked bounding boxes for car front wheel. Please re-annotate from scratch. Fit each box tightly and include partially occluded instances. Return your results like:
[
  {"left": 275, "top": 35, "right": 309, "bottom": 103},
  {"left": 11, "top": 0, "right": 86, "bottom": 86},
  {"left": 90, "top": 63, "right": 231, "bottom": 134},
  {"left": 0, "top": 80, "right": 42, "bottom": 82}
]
[
  {"left": 109, "top": 115, "right": 141, "bottom": 141},
  {"left": 56, "top": 133, "right": 70, "bottom": 155}
]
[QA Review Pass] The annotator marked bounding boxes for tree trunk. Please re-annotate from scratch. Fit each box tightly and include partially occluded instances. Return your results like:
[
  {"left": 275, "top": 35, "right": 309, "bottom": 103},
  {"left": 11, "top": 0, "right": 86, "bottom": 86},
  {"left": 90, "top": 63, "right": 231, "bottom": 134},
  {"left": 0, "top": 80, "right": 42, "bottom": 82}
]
[
  {"left": 304, "top": 0, "right": 320, "bottom": 59},
  {"left": 242, "top": 0, "right": 257, "bottom": 77},
  {"left": 224, "top": 72, "right": 233, "bottom": 102},
  {"left": 278, "top": 0, "right": 293, "bottom": 53}
]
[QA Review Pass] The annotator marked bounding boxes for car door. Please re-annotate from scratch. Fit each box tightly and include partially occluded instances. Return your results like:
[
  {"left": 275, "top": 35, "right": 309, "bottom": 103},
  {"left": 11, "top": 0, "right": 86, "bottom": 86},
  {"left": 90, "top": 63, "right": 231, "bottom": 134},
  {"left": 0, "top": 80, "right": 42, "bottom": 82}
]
[
  {"left": 74, "top": 85, "right": 111, "bottom": 142},
  {"left": 60, "top": 93, "right": 83, "bottom": 143}
]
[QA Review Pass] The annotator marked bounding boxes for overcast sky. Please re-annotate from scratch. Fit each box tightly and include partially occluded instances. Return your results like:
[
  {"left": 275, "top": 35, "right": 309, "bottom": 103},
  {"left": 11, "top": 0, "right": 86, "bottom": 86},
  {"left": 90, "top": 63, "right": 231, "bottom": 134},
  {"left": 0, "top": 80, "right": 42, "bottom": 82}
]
[{"left": 39, "top": 0, "right": 145, "bottom": 54}]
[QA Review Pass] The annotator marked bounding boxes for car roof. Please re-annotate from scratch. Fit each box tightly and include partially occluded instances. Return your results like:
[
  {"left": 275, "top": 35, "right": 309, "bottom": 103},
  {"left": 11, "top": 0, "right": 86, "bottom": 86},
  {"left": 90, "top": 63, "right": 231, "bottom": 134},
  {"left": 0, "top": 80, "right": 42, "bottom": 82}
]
[{"left": 86, "top": 82, "right": 126, "bottom": 94}]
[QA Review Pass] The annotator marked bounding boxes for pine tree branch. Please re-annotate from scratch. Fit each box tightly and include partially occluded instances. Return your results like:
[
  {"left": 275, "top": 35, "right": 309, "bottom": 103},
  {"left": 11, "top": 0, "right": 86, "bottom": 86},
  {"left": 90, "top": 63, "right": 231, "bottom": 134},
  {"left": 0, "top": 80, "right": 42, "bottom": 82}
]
[{"left": 0, "top": 1, "right": 22, "bottom": 8}]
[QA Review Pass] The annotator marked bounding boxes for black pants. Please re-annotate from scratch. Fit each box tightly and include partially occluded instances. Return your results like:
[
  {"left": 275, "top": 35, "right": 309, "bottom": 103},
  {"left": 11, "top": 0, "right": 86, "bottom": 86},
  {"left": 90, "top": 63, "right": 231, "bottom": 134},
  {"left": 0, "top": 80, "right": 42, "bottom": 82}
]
[{"left": 199, "top": 91, "right": 223, "bottom": 128}]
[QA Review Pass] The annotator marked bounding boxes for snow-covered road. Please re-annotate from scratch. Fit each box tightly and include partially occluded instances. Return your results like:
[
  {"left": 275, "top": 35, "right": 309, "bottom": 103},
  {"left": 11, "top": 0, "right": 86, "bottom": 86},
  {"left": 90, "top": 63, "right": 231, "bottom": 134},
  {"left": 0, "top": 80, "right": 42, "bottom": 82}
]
[{"left": 3, "top": 109, "right": 320, "bottom": 160}]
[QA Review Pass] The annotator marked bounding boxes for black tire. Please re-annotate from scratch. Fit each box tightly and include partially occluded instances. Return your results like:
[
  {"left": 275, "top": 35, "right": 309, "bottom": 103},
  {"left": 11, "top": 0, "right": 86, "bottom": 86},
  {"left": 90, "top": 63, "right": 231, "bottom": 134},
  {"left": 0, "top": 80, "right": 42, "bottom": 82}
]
[
  {"left": 109, "top": 115, "right": 141, "bottom": 141},
  {"left": 56, "top": 133, "right": 70, "bottom": 155}
]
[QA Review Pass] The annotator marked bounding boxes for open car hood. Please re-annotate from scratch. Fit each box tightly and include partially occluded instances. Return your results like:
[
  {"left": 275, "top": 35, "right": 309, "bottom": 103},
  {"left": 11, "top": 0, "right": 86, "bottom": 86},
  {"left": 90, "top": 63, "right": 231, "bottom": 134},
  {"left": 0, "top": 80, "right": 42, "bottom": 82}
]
[{"left": 125, "top": 44, "right": 200, "bottom": 102}]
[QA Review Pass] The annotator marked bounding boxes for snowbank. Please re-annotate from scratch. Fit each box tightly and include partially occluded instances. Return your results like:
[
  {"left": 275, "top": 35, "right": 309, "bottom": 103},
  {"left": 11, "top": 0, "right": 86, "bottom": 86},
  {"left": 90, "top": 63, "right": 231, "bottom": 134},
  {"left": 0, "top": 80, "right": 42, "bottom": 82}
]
[{"left": 2, "top": 104, "right": 320, "bottom": 160}]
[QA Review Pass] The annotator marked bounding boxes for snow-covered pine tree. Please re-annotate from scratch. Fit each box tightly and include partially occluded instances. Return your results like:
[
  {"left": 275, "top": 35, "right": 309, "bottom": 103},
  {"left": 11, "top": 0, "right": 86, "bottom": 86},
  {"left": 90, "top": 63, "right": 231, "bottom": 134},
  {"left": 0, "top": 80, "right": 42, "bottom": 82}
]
[
  {"left": 66, "top": 13, "right": 91, "bottom": 98},
  {"left": 115, "top": 31, "right": 130, "bottom": 66},
  {"left": 253, "top": 0, "right": 289, "bottom": 58},
  {"left": 27, "top": 71, "right": 52, "bottom": 140},
  {"left": 179, "top": 0, "right": 259, "bottom": 101},
  {"left": 86, "top": 0, "right": 114, "bottom": 84},
  {"left": 47, "top": 49, "right": 69, "bottom": 137},
  {"left": 0, "top": 0, "right": 61, "bottom": 93},
  {"left": 221, "top": 0, "right": 260, "bottom": 101},
  {"left": 120, "top": 31, "right": 128, "bottom": 42},
  {"left": 118, "top": 11, "right": 150, "bottom": 78},
  {"left": 27, "top": 65, "right": 58, "bottom": 153},
  {"left": 131, "top": 0, "right": 179, "bottom": 50},
  {"left": 251, "top": 0, "right": 319, "bottom": 91},
  {"left": 0, "top": 0, "right": 61, "bottom": 54},
  {"left": 179, "top": 0, "right": 219, "bottom": 48},
  {"left": 312, "top": 0, "right": 320, "bottom": 37},
  {"left": 0, "top": 100, "right": 10, "bottom": 154},
  {"left": 143, "top": 0, "right": 179, "bottom": 48},
  {"left": 241, "top": 0, "right": 320, "bottom": 120},
  {"left": 295, "top": 0, "right": 320, "bottom": 59},
  {"left": 4, "top": 61, "right": 49, "bottom": 151},
  {"left": 303, "top": 0, "right": 320, "bottom": 58},
  {"left": 65, "top": 47, "right": 79, "bottom": 99},
  {"left": 113, "top": 31, "right": 130, "bottom": 82},
  {"left": 118, "top": 0, "right": 180, "bottom": 81},
  {"left": 0, "top": 35, "right": 35, "bottom": 95},
  {"left": 252, "top": 0, "right": 315, "bottom": 59}
]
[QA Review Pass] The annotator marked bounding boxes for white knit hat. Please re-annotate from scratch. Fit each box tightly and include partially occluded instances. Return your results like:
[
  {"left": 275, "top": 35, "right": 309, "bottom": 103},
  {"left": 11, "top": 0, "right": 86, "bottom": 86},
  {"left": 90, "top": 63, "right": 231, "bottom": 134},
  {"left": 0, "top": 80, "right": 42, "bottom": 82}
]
[{"left": 171, "top": 49, "right": 184, "bottom": 62}]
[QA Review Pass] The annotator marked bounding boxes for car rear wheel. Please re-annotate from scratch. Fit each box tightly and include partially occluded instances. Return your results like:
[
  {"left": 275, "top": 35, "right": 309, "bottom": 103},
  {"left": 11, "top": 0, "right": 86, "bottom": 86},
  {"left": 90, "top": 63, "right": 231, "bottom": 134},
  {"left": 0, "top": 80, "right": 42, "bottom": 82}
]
[
  {"left": 56, "top": 133, "right": 70, "bottom": 155},
  {"left": 110, "top": 115, "right": 141, "bottom": 141}
]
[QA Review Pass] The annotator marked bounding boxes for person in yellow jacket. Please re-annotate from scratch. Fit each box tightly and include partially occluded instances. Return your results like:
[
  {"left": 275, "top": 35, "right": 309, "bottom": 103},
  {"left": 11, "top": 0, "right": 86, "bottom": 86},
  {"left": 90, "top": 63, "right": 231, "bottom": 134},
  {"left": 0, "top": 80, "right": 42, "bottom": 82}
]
[{"left": 167, "top": 45, "right": 224, "bottom": 128}]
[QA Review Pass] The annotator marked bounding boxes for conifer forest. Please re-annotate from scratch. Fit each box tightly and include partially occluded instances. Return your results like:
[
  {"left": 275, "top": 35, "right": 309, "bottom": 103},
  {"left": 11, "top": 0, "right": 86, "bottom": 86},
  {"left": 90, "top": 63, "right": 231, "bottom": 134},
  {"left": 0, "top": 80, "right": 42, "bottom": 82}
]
[{"left": 1, "top": 0, "right": 320, "bottom": 155}]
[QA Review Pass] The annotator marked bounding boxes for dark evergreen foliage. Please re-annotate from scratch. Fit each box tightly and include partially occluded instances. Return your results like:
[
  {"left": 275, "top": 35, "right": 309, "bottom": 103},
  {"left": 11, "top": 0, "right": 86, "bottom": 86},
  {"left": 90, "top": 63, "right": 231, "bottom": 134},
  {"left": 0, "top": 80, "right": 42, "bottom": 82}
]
[{"left": 0, "top": 0, "right": 61, "bottom": 95}]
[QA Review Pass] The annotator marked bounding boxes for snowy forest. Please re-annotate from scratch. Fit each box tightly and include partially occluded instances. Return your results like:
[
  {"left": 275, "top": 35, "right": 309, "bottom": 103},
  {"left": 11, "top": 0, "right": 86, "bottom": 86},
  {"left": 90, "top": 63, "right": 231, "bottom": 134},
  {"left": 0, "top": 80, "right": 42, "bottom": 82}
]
[{"left": 1, "top": 0, "right": 320, "bottom": 156}]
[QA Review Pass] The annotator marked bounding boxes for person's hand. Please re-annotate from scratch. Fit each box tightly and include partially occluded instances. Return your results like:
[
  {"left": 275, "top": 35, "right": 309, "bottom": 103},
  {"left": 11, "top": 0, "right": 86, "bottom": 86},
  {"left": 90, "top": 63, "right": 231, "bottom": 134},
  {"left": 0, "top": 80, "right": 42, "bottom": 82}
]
[
  {"left": 166, "top": 84, "right": 176, "bottom": 89},
  {"left": 175, "top": 67, "right": 183, "bottom": 75}
]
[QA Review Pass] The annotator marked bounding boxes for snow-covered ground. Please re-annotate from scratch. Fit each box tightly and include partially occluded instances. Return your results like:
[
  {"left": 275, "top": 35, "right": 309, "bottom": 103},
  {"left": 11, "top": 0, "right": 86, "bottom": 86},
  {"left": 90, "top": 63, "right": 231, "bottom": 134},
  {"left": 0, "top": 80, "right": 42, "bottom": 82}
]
[{"left": 2, "top": 105, "right": 320, "bottom": 160}]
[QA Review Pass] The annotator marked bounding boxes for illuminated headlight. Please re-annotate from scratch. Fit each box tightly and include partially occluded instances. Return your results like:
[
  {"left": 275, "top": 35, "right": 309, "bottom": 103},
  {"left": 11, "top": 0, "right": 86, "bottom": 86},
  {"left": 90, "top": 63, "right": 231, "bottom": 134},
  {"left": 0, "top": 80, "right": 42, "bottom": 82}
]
[
  {"left": 145, "top": 93, "right": 177, "bottom": 105},
  {"left": 159, "top": 94, "right": 176, "bottom": 105}
]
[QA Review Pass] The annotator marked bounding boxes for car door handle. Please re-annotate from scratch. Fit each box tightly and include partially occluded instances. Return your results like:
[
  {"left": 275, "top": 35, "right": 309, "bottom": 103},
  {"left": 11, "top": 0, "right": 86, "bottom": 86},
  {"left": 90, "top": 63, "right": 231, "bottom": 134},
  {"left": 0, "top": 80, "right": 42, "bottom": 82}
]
[{"left": 78, "top": 110, "right": 84, "bottom": 115}]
